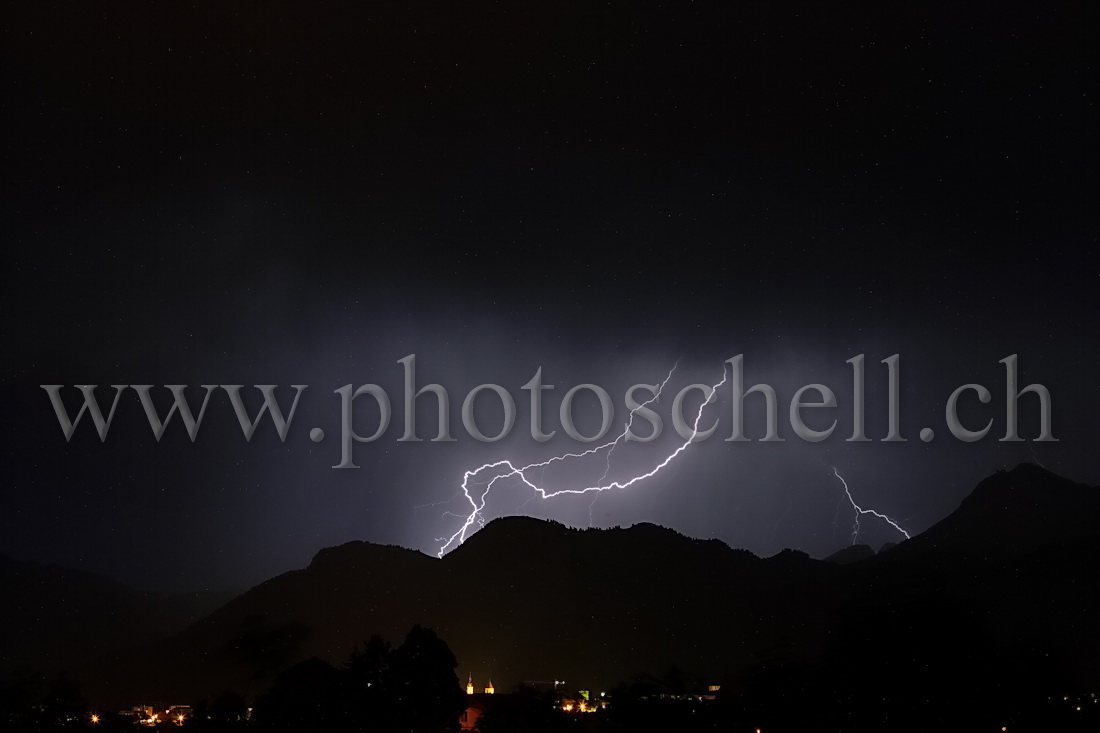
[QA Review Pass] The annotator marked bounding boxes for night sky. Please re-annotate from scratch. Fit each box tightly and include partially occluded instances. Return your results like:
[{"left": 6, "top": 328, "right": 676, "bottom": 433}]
[{"left": 3, "top": 2, "right": 1097, "bottom": 593}]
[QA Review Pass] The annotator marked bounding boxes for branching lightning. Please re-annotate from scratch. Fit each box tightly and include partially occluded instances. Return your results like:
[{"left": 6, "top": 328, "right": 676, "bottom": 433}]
[
  {"left": 831, "top": 466, "right": 910, "bottom": 544},
  {"left": 424, "top": 365, "right": 909, "bottom": 557},
  {"left": 433, "top": 361, "right": 727, "bottom": 557}
]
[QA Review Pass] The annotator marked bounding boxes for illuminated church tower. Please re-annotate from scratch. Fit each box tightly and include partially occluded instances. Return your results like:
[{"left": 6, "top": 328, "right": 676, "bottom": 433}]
[
  {"left": 466, "top": 674, "right": 474, "bottom": 695},
  {"left": 485, "top": 679, "right": 495, "bottom": 695}
]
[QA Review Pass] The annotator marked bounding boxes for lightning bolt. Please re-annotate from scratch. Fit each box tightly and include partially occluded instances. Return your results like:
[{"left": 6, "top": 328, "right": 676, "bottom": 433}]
[
  {"left": 1027, "top": 439, "right": 1046, "bottom": 469},
  {"left": 434, "top": 361, "right": 727, "bottom": 557},
  {"left": 587, "top": 402, "right": 630, "bottom": 528},
  {"left": 831, "top": 466, "right": 910, "bottom": 545}
]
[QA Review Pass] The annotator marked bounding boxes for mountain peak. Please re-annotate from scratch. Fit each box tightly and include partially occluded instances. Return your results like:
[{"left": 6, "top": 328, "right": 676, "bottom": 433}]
[
  {"left": 307, "top": 540, "right": 435, "bottom": 573},
  {"left": 824, "top": 544, "right": 875, "bottom": 565},
  {"left": 895, "top": 462, "right": 1099, "bottom": 558}
]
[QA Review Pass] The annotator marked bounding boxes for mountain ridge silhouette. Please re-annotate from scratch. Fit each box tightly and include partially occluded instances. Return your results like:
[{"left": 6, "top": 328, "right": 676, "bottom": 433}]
[{"left": 4, "top": 463, "right": 1096, "bottom": 705}]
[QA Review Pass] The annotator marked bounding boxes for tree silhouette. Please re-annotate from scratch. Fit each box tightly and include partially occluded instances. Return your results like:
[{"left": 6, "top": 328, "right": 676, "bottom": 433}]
[
  {"left": 252, "top": 657, "right": 357, "bottom": 731},
  {"left": 346, "top": 634, "right": 394, "bottom": 730},
  {"left": 389, "top": 625, "right": 465, "bottom": 733},
  {"left": 346, "top": 634, "right": 392, "bottom": 690},
  {"left": 251, "top": 626, "right": 464, "bottom": 733}
]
